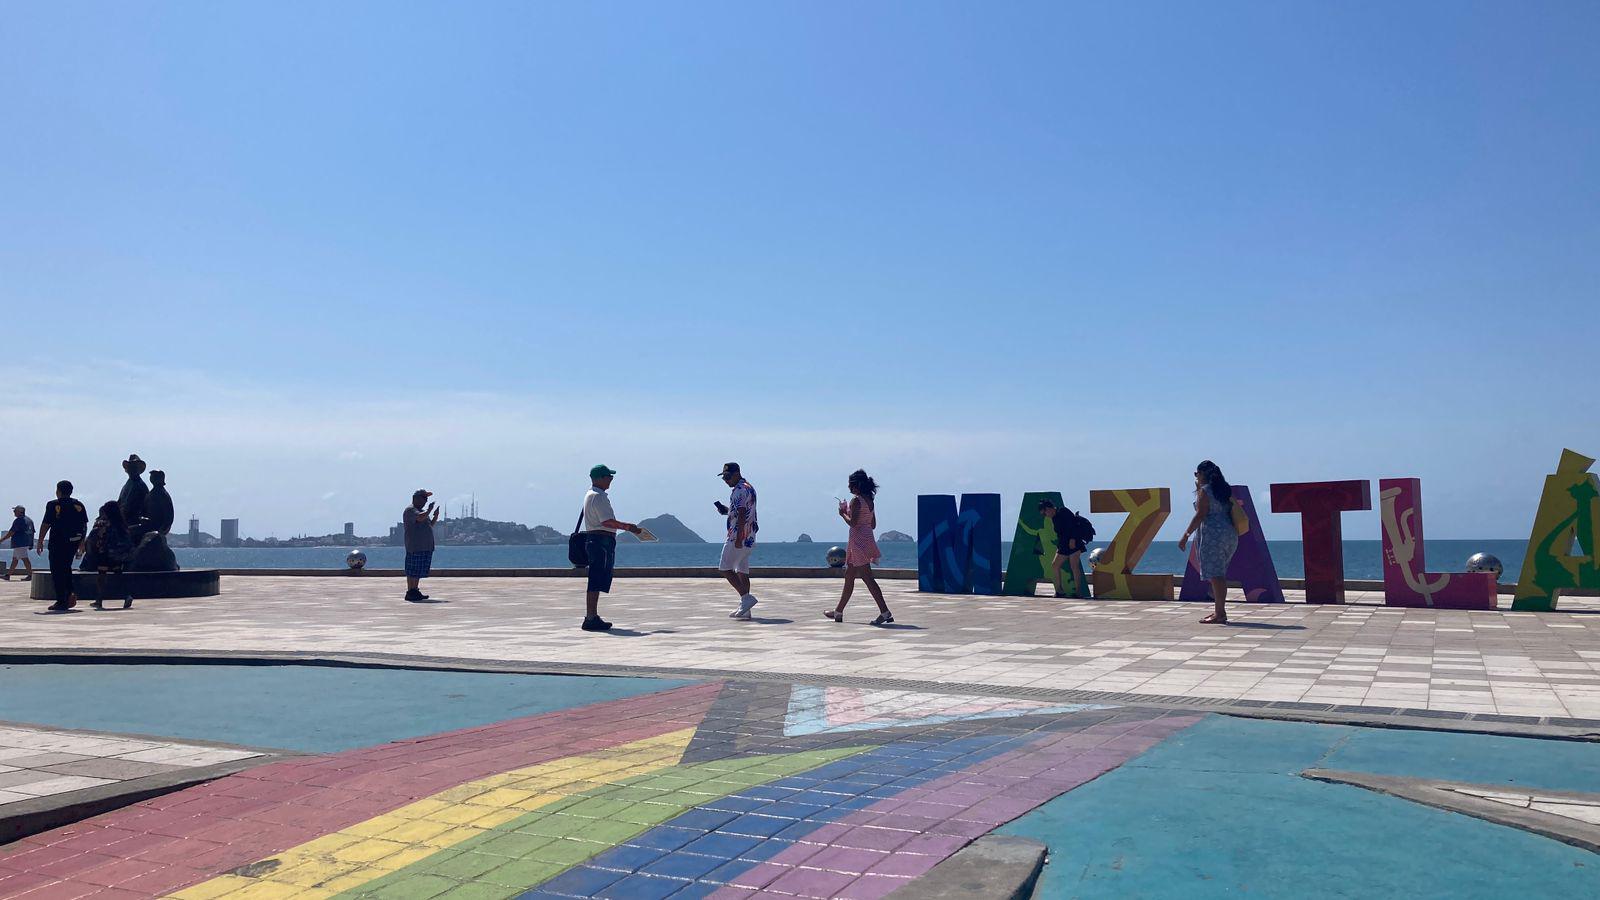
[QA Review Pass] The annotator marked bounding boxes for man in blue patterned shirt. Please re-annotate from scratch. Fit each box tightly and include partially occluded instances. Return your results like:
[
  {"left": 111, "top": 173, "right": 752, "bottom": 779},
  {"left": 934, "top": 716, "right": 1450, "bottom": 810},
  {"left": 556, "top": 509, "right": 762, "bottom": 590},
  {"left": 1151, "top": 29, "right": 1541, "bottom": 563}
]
[{"left": 714, "top": 462, "right": 760, "bottom": 619}]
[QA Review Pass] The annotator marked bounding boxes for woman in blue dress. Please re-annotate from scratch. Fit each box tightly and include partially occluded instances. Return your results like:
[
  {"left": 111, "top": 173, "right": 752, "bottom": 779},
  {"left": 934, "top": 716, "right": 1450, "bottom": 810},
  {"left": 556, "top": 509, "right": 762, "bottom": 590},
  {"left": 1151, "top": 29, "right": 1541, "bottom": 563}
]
[{"left": 1178, "top": 460, "right": 1238, "bottom": 624}]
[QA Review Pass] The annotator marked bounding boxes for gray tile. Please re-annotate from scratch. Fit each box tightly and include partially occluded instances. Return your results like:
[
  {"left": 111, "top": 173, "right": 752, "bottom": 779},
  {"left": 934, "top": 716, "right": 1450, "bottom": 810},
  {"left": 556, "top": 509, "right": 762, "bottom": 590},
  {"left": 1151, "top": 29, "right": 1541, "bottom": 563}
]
[{"left": 38, "top": 758, "right": 182, "bottom": 779}]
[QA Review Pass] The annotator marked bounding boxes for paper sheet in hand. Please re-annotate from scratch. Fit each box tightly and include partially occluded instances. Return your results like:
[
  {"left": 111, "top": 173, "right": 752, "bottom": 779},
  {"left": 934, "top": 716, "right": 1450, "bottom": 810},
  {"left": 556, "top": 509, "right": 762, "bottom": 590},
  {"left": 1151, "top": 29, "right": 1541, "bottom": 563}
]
[{"left": 635, "top": 527, "right": 659, "bottom": 542}]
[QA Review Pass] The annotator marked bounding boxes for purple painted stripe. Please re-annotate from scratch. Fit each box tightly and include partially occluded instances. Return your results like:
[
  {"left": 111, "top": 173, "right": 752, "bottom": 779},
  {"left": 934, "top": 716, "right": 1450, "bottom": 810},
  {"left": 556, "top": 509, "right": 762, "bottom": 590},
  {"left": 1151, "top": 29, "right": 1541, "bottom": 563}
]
[{"left": 709, "top": 713, "right": 1200, "bottom": 900}]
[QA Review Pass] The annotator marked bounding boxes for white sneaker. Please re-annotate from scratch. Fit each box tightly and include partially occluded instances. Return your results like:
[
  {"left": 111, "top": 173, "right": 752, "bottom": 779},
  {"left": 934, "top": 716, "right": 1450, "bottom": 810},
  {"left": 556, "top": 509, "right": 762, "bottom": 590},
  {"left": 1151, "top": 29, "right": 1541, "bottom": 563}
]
[{"left": 730, "top": 594, "right": 757, "bottom": 620}]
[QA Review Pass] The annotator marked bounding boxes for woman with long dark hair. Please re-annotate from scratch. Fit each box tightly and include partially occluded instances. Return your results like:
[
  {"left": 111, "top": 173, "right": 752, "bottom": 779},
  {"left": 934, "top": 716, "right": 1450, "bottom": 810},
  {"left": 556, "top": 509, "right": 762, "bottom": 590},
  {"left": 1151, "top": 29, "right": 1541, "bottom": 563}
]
[
  {"left": 826, "top": 469, "right": 893, "bottom": 625},
  {"left": 1178, "top": 460, "right": 1237, "bottom": 624},
  {"left": 88, "top": 501, "right": 135, "bottom": 610}
]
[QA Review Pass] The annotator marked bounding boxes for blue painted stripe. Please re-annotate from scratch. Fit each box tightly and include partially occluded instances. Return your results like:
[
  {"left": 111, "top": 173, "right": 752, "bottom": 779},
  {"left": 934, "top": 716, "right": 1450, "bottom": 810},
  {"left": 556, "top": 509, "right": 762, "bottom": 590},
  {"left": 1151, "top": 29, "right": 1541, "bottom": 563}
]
[{"left": 524, "top": 732, "right": 1035, "bottom": 896}]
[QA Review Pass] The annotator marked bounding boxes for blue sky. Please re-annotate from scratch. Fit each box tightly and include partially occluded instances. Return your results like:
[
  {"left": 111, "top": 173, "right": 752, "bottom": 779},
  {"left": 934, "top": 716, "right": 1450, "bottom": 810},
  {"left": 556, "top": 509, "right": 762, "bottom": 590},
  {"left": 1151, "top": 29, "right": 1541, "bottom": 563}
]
[{"left": 3, "top": 2, "right": 1597, "bottom": 542}]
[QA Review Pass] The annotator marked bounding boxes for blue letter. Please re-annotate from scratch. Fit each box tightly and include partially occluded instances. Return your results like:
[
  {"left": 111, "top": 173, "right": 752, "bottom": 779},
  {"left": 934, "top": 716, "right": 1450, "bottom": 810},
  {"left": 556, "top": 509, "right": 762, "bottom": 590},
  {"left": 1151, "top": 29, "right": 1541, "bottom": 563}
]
[{"left": 918, "top": 493, "right": 1002, "bottom": 594}]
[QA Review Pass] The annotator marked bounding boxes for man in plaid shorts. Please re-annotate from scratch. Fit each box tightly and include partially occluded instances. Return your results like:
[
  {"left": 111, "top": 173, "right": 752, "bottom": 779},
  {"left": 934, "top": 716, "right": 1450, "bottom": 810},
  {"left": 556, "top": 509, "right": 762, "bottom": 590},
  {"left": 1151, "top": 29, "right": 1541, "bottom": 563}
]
[{"left": 403, "top": 488, "right": 439, "bottom": 602}]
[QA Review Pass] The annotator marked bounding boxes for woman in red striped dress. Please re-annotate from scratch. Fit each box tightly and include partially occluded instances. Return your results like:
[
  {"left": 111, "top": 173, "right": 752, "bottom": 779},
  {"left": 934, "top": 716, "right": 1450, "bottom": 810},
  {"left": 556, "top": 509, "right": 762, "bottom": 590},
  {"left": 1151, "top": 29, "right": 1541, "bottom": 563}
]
[{"left": 826, "top": 469, "right": 894, "bottom": 625}]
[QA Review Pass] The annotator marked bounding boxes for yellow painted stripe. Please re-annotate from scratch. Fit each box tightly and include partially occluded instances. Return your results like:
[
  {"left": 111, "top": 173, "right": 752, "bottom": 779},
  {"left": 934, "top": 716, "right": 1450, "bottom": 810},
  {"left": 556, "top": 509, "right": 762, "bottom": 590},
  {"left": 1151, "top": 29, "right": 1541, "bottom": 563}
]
[{"left": 166, "top": 728, "right": 696, "bottom": 899}]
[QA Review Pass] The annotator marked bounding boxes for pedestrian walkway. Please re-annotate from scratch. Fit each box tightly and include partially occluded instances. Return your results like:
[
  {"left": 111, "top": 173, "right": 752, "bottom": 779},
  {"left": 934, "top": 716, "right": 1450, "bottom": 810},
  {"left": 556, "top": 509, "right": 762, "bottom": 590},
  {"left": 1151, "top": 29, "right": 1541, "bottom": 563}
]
[
  {"left": 2, "top": 577, "right": 1599, "bottom": 723},
  {"left": 0, "top": 724, "right": 260, "bottom": 812}
]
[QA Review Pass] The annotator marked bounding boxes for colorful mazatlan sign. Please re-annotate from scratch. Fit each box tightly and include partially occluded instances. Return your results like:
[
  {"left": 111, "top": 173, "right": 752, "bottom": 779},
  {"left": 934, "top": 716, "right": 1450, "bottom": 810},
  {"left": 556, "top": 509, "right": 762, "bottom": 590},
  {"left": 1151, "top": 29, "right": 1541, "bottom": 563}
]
[
  {"left": 1378, "top": 478, "right": 1496, "bottom": 609},
  {"left": 1179, "top": 485, "right": 1284, "bottom": 603},
  {"left": 916, "top": 449, "right": 1595, "bottom": 612},
  {"left": 1513, "top": 449, "right": 1600, "bottom": 611},
  {"left": 1269, "top": 479, "right": 1371, "bottom": 604},
  {"left": 1089, "top": 488, "right": 1172, "bottom": 600},
  {"left": 916, "top": 493, "right": 1002, "bottom": 595}
]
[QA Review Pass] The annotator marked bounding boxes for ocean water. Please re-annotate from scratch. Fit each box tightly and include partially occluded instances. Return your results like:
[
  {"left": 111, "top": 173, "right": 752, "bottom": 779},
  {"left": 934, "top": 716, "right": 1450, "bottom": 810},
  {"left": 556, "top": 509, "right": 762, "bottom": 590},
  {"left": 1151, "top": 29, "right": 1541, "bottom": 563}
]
[{"left": 172, "top": 539, "right": 1529, "bottom": 581}]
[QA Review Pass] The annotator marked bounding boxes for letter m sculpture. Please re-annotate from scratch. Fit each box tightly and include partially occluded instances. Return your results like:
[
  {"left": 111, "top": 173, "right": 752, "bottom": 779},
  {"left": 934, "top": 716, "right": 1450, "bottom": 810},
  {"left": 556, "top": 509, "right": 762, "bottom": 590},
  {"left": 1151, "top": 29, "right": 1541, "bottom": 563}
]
[{"left": 917, "top": 493, "right": 1002, "bottom": 594}]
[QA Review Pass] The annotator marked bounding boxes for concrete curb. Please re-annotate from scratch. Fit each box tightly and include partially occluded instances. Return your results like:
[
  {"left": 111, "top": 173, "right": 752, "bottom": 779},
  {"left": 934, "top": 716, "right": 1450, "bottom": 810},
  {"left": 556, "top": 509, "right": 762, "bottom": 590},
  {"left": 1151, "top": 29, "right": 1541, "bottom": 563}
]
[
  {"left": 1301, "top": 769, "right": 1600, "bottom": 854},
  {"left": 3, "top": 648, "right": 1597, "bottom": 741},
  {"left": 888, "top": 835, "right": 1047, "bottom": 899}
]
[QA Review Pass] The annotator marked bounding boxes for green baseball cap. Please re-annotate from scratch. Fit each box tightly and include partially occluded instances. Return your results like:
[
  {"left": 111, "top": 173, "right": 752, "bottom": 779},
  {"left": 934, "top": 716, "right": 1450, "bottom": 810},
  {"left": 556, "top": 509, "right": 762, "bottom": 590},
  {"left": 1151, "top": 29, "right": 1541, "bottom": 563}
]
[{"left": 589, "top": 464, "right": 617, "bottom": 479}]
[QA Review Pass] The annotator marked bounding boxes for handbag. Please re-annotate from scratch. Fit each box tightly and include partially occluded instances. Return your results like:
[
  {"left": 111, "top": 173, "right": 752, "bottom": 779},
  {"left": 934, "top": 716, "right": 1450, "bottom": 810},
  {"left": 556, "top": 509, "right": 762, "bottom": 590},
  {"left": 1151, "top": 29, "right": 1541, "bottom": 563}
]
[
  {"left": 1230, "top": 498, "right": 1250, "bottom": 536},
  {"left": 566, "top": 511, "right": 589, "bottom": 568}
]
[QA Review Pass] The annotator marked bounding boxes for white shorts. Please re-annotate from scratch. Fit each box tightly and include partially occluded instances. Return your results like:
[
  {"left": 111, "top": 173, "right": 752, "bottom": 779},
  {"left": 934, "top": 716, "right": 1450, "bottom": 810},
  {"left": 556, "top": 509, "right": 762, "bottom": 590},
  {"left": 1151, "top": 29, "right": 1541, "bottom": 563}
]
[
  {"left": 719, "top": 542, "right": 754, "bottom": 574},
  {"left": 11, "top": 546, "right": 30, "bottom": 561}
]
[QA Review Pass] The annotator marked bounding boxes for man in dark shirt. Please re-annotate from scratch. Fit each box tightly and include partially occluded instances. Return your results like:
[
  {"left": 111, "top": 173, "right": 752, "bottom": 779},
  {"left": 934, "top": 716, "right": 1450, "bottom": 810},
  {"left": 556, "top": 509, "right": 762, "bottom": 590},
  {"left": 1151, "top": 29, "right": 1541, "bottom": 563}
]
[
  {"left": 1039, "top": 499, "right": 1091, "bottom": 599},
  {"left": 402, "top": 489, "right": 439, "bottom": 602},
  {"left": 1, "top": 505, "right": 34, "bottom": 581},
  {"left": 37, "top": 481, "right": 88, "bottom": 611}
]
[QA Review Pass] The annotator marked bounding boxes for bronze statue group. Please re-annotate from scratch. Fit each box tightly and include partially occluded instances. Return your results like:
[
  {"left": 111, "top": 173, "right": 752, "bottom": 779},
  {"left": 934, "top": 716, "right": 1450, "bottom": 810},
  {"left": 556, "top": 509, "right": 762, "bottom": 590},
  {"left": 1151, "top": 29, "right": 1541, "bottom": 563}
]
[{"left": 32, "top": 454, "right": 180, "bottom": 612}]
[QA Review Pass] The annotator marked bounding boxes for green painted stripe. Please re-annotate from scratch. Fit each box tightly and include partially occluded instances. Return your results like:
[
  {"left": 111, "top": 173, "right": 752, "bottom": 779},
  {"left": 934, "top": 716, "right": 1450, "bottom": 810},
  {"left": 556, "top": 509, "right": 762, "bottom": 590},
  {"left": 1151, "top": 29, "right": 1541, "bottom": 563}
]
[{"left": 337, "top": 746, "right": 871, "bottom": 899}]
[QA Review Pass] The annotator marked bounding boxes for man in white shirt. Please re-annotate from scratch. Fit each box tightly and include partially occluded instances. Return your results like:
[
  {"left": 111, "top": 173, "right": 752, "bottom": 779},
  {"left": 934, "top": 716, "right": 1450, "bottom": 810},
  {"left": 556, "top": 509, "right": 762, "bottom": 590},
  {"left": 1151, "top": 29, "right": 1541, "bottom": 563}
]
[{"left": 581, "top": 464, "right": 642, "bottom": 632}]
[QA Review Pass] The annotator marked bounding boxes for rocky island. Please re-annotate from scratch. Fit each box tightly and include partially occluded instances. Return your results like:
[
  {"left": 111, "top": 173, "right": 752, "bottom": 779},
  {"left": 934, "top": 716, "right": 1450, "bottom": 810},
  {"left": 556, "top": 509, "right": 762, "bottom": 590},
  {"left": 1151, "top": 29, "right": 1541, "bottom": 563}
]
[
  {"left": 879, "top": 529, "right": 914, "bottom": 542},
  {"left": 619, "top": 514, "right": 705, "bottom": 543}
]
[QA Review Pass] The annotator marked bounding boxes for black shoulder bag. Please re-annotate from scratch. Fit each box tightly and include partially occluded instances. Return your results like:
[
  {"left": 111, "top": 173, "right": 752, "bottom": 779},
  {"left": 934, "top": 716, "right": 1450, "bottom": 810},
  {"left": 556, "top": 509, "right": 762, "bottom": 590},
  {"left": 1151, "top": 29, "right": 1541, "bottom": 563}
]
[{"left": 567, "top": 510, "right": 589, "bottom": 568}]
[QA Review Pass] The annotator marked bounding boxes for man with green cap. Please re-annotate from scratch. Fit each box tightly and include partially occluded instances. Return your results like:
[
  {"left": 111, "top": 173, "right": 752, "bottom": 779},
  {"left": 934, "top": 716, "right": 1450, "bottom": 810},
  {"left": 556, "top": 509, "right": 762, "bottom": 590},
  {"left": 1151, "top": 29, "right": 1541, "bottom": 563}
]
[{"left": 580, "top": 464, "right": 642, "bottom": 631}]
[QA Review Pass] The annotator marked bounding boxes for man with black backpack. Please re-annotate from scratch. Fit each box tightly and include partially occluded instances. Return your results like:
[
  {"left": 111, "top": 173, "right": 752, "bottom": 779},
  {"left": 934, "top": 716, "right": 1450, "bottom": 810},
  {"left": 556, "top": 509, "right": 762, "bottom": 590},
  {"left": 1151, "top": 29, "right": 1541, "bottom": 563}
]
[{"left": 1040, "top": 499, "right": 1093, "bottom": 599}]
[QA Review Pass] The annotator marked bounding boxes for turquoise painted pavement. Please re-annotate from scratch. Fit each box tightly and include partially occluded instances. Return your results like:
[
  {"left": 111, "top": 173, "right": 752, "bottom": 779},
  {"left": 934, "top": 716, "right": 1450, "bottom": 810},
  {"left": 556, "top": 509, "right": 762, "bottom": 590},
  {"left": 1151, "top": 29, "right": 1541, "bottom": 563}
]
[
  {"left": 0, "top": 663, "right": 691, "bottom": 752},
  {"left": 1000, "top": 716, "right": 1600, "bottom": 898}
]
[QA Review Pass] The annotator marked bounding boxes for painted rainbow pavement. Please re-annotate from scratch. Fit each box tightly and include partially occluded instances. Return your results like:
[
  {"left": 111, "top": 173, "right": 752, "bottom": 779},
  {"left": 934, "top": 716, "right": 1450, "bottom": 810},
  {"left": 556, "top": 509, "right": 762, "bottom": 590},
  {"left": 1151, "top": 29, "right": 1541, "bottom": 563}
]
[{"left": 0, "top": 681, "right": 1198, "bottom": 899}]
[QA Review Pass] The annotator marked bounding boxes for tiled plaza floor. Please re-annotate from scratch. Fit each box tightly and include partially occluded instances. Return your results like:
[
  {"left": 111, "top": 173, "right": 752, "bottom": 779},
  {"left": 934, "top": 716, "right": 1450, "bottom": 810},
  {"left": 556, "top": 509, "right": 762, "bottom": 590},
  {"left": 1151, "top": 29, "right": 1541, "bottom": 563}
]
[
  {"left": 0, "top": 725, "right": 260, "bottom": 811},
  {"left": 0, "top": 681, "right": 1198, "bottom": 898},
  {"left": 3, "top": 577, "right": 1600, "bottom": 722}
]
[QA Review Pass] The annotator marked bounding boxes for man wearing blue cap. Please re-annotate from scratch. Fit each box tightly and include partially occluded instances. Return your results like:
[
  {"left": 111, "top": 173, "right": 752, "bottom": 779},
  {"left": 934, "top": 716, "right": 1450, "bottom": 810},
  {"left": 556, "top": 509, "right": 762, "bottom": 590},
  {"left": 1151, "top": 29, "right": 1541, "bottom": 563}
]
[{"left": 581, "top": 464, "right": 642, "bottom": 631}]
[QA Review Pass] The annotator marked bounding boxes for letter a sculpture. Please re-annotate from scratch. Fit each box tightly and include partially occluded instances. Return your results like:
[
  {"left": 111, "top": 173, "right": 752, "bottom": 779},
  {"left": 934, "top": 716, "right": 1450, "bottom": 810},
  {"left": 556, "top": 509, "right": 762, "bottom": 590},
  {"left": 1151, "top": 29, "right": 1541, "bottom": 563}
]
[{"left": 1513, "top": 449, "right": 1600, "bottom": 611}]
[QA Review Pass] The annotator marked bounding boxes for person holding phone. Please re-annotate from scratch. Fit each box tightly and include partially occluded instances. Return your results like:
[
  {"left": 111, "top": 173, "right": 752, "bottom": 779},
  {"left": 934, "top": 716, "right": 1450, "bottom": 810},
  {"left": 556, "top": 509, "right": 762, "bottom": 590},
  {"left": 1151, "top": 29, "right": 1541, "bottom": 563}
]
[
  {"left": 715, "top": 462, "right": 760, "bottom": 619},
  {"left": 402, "top": 489, "right": 440, "bottom": 603},
  {"left": 826, "top": 469, "right": 893, "bottom": 625}
]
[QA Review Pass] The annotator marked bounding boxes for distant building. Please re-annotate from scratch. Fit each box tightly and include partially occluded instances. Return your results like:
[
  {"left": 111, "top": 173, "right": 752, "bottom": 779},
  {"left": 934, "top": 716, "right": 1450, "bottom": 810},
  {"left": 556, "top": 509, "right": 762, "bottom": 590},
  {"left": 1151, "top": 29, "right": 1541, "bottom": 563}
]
[
  {"left": 344, "top": 522, "right": 355, "bottom": 539},
  {"left": 188, "top": 516, "right": 201, "bottom": 548},
  {"left": 220, "top": 518, "right": 240, "bottom": 547}
]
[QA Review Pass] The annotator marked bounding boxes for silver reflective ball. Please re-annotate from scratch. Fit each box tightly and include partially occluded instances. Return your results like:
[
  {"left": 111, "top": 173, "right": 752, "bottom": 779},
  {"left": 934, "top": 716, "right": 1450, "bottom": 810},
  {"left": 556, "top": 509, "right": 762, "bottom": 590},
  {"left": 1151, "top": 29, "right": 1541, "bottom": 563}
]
[
  {"left": 346, "top": 549, "right": 368, "bottom": 570},
  {"left": 825, "top": 546, "right": 847, "bottom": 568},
  {"left": 1087, "top": 547, "right": 1106, "bottom": 567},
  {"left": 1465, "top": 552, "right": 1502, "bottom": 576}
]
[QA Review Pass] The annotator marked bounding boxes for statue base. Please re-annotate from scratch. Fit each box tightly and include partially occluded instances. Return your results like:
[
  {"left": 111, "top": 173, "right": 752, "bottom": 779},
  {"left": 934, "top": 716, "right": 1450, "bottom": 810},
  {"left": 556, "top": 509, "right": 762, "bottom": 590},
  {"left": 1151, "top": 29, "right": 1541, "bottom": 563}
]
[{"left": 30, "top": 570, "right": 221, "bottom": 602}]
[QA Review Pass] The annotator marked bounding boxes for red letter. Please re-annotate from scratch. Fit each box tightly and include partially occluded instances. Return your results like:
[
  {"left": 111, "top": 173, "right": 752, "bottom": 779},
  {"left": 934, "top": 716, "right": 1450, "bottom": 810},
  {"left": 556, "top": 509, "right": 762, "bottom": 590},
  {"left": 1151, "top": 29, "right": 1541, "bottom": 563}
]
[
  {"left": 1270, "top": 480, "right": 1371, "bottom": 604},
  {"left": 1379, "top": 478, "right": 1496, "bottom": 609}
]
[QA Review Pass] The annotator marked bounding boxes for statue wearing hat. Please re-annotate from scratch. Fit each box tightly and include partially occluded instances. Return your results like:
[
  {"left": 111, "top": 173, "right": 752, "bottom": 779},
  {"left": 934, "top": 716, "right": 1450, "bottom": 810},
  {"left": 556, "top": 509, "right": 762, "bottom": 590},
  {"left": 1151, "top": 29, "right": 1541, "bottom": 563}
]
[{"left": 81, "top": 454, "right": 180, "bottom": 572}]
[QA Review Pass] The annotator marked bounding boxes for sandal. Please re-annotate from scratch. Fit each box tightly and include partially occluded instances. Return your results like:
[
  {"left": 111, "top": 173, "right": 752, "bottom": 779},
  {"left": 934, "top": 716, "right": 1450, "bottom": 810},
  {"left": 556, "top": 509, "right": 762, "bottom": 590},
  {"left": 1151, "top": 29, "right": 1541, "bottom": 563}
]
[
  {"left": 871, "top": 612, "right": 894, "bottom": 626},
  {"left": 824, "top": 609, "right": 843, "bottom": 622},
  {"left": 1200, "top": 612, "right": 1228, "bottom": 624}
]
